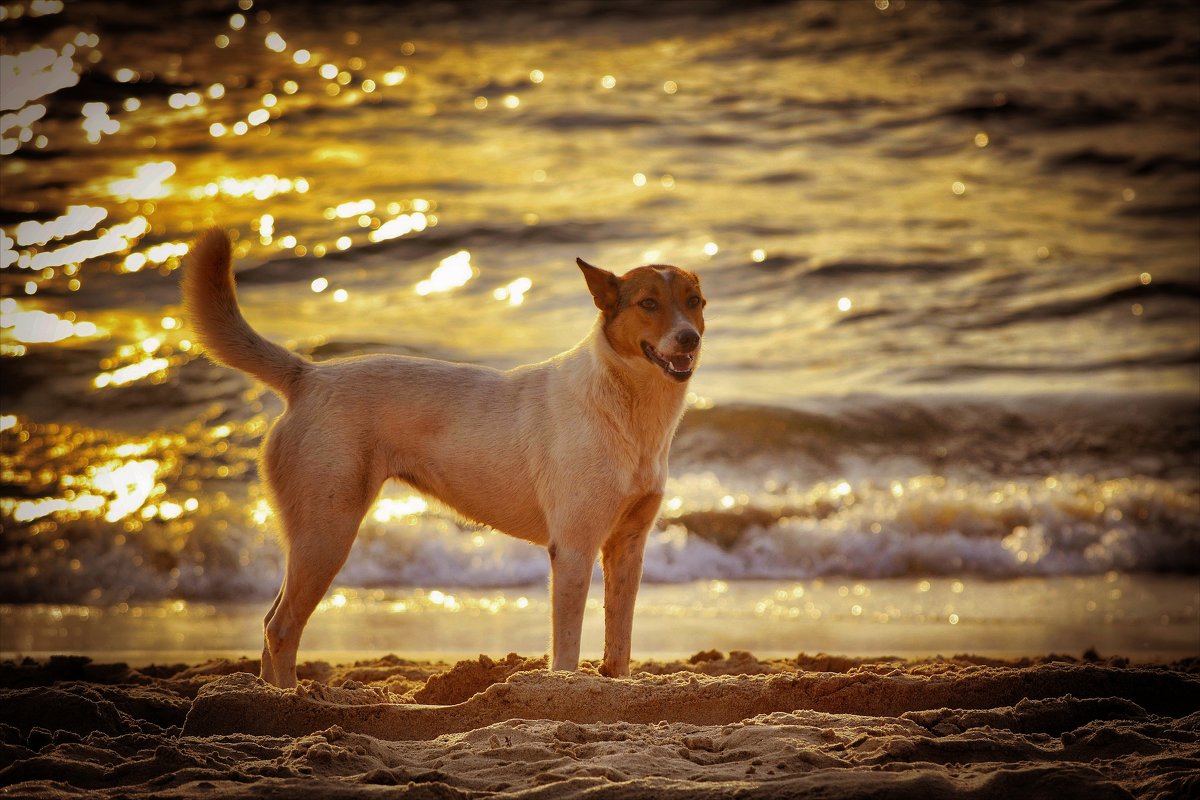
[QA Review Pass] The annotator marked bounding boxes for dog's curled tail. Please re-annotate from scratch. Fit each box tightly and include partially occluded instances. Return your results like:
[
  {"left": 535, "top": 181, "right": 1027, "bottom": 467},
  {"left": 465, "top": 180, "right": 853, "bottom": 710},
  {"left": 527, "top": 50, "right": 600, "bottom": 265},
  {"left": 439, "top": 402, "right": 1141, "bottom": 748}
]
[{"left": 182, "top": 228, "right": 310, "bottom": 399}]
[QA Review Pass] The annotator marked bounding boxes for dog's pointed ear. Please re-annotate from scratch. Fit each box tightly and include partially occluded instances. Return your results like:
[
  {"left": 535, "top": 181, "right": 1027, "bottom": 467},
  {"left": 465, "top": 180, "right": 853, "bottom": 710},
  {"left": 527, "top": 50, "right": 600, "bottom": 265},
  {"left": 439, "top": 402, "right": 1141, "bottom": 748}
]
[{"left": 577, "top": 258, "right": 620, "bottom": 314}]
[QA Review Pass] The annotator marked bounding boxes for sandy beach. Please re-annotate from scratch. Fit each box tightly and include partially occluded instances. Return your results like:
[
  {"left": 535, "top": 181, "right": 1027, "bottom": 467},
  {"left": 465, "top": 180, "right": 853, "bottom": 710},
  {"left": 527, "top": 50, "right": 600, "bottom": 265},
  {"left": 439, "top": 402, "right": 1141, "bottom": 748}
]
[{"left": 1, "top": 649, "right": 1197, "bottom": 799}]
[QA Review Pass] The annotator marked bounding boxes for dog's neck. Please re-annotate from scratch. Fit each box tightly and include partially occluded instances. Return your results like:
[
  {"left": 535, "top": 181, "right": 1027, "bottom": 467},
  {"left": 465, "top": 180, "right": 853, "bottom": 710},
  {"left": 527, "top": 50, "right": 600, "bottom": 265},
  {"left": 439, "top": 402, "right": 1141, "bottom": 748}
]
[{"left": 575, "top": 316, "right": 689, "bottom": 448}]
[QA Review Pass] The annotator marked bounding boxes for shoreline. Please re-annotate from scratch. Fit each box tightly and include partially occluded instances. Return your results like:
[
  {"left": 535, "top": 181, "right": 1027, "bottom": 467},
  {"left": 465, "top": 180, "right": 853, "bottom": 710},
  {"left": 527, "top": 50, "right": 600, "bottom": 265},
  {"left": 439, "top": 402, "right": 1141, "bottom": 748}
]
[{"left": 4, "top": 576, "right": 1197, "bottom": 667}]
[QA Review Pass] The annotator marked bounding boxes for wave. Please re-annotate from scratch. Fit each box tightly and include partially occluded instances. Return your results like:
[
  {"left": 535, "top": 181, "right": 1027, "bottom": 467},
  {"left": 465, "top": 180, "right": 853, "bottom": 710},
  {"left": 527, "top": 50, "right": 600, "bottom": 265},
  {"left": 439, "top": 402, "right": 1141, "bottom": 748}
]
[
  {"left": 652, "top": 472, "right": 1200, "bottom": 581},
  {"left": 934, "top": 93, "right": 1131, "bottom": 131},
  {"left": 672, "top": 395, "right": 1200, "bottom": 482},
  {"left": 1117, "top": 200, "right": 1200, "bottom": 220},
  {"left": 897, "top": 350, "right": 1200, "bottom": 384},
  {"left": 802, "top": 257, "right": 976, "bottom": 279},
  {"left": 295, "top": 467, "right": 1200, "bottom": 586},
  {"left": 954, "top": 280, "right": 1200, "bottom": 331},
  {"left": 532, "top": 112, "right": 658, "bottom": 130},
  {"left": 741, "top": 170, "right": 813, "bottom": 185},
  {"left": 1, "top": 467, "right": 1195, "bottom": 604},
  {"left": 1044, "top": 148, "right": 1200, "bottom": 176},
  {"left": 1, "top": 395, "right": 1196, "bottom": 603}
]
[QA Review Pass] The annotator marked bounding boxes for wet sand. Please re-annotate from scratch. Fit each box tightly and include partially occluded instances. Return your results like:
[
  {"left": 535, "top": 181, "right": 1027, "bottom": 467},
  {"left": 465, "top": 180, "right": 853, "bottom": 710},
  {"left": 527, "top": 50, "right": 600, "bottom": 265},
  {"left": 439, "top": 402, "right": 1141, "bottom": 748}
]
[{"left": 1, "top": 649, "right": 1197, "bottom": 799}]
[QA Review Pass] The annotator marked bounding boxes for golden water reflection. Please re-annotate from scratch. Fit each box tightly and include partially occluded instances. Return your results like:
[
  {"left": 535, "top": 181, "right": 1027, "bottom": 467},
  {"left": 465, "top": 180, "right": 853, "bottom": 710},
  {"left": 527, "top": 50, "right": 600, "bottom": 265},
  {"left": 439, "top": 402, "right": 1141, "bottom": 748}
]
[
  {"left": 1, "top": 298, "right": 102, "bottom": 343},
  {"left": 4, "top": 574, "right": 1197, "bottom": 662},
  {"left": 1, "top": 4, "right": 441, "bottom": 305},
  {"left": 416, "top": 250, "right": 474, "bottom": 295},
  {"left": 2, "top": 0, "right": 1197, "bottom": 619},
  {"left": 0, "top": 412, "right": 254, "bottom": 529}
]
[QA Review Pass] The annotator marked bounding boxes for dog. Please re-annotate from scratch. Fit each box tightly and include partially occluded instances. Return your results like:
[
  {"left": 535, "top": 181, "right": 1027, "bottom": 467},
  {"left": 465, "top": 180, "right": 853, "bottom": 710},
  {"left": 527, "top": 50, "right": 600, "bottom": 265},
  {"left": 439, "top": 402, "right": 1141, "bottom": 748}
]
[{"left": 182, "top": 229, "right": 705, "bottom": 687}]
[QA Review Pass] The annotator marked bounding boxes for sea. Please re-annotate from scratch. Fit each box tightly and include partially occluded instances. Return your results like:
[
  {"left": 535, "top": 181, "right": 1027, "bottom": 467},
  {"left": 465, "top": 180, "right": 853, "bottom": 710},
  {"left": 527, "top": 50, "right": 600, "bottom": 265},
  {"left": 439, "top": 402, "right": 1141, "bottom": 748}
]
[{"left": 1, "top": 0, "right": 1197, "bottom": 661}]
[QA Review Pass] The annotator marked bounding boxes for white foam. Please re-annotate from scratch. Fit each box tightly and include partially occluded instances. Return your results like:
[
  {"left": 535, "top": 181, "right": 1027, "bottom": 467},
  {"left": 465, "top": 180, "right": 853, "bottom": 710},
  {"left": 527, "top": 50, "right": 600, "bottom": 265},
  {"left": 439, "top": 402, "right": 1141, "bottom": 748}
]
[{"left": 3, "top": 464, "right": 1196, "bottom": 604}]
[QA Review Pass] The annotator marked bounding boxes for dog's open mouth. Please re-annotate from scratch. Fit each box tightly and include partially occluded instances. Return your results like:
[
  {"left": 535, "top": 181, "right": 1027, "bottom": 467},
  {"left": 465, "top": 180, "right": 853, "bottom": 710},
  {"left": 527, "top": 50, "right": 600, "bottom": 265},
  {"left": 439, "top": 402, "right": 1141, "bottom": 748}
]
[{"left": 641, "top": 341, "right": 695, "bottom": 381}]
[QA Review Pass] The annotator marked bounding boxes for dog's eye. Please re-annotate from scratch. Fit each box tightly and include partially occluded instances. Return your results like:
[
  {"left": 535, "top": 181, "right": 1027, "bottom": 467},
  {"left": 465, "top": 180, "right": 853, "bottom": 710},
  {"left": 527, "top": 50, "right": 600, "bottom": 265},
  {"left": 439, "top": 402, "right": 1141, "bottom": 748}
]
[
  {"left": 639, "top": 298, "right": 658, "bottom": 311},
  {"left": 687, "top": 296, "right": 703, "bottom": 308}
]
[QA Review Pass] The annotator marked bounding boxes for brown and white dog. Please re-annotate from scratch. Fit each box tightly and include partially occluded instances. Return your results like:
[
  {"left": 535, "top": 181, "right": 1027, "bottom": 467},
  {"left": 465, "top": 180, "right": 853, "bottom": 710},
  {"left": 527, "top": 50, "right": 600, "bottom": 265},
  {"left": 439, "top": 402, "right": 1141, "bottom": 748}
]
[{"left": 182, "top": 229, "right": 705, "bottom": 687}]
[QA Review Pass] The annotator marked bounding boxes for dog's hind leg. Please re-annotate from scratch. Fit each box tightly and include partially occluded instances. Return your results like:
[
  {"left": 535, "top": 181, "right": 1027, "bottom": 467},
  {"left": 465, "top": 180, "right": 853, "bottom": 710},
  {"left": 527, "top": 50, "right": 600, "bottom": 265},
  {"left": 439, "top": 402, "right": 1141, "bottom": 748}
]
[
  {"left": 599, "top": 492, "right": 661, "bottom": 678},
  {"left": 264, "top": 479, "right": 378, "bottom": 688},
  {"left": 259, "top": 582, "right": 284, "bottom": 684}
]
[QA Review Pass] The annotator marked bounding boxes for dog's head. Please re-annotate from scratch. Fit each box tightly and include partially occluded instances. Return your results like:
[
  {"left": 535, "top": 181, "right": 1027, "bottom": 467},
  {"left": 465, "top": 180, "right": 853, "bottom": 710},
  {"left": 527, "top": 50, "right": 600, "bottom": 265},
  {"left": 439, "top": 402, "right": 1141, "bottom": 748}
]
[{"left": 577, "top": 258, "right": 706, "bottom": 383}]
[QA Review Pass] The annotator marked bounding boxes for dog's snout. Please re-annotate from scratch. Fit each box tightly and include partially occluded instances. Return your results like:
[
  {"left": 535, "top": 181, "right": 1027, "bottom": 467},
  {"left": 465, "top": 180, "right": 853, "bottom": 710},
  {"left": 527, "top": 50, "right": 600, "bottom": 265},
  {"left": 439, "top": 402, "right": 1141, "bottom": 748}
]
[{"left": 676, "top": 329, "right": 700, "bottom": 352}]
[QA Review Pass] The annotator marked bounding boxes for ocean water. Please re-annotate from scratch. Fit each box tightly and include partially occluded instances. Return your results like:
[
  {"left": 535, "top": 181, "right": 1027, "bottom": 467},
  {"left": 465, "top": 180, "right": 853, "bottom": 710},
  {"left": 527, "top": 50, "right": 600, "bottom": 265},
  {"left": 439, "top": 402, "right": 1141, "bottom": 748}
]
[{"left": 1, "top": 0, "right": 1198, "bottom": 627}]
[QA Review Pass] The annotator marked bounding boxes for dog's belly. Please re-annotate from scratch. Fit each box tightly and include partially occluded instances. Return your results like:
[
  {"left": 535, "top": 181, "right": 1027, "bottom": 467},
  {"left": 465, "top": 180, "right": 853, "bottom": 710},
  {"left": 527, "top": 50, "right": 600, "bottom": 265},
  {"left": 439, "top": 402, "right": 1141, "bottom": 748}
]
[
  {"left": 396, "top": 463, "right": 550, "bottom": 546},
  {"left": 386, "top": 411, "right": 551, "bottom": 546}
]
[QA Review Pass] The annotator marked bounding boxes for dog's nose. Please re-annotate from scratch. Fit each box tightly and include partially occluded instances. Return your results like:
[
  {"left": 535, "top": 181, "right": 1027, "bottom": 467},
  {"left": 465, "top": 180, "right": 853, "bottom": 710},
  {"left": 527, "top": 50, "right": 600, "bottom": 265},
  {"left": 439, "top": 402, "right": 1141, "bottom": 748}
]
[{"left": 676, "top": 329, "right": 700, "bottom": 352}]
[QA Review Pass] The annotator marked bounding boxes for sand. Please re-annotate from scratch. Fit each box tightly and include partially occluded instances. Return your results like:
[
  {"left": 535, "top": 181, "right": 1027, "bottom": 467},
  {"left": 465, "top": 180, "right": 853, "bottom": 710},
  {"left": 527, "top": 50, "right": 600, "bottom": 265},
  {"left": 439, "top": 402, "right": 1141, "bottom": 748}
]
[{"left": 1, "top": 650, "right": 1197, "bottom": 799}]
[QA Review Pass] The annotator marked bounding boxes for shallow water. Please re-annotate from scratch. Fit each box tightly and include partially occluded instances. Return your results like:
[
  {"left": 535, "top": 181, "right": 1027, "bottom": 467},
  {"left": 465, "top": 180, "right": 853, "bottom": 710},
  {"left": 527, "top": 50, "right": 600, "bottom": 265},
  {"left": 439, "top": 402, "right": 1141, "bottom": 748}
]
[
  {"left": 1, "top": 1, "right": 1198, "bottom": 612},
  {"left": 3, "top": 575, "right": 1197, "bottom": 664}
]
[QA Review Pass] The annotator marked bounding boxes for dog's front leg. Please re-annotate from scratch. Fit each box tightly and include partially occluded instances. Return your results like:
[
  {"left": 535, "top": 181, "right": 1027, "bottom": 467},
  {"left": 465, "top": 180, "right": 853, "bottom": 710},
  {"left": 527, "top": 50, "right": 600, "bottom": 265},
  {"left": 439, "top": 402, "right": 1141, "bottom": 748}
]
[
  {"left": 599, "top": 492, "right": 661, "bottom": 677},
  {"left": 548, "top": 541, "right": 598, "bottom": 671}
]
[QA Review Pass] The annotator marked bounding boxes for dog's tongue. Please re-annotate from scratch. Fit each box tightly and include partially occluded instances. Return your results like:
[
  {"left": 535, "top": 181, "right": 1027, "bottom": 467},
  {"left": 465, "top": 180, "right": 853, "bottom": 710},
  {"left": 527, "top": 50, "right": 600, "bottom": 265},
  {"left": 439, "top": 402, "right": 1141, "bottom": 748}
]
[{"left": 666, "top": 353, "right": 693, "bottom": 372}]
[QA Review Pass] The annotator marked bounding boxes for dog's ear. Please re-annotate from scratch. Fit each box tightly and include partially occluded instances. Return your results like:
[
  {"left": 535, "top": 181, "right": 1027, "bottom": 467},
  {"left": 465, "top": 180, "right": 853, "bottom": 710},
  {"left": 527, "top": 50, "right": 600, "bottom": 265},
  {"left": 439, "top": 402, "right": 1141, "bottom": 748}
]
[{"left": 576, "top": 258, "right": 620, "bottom": 314}]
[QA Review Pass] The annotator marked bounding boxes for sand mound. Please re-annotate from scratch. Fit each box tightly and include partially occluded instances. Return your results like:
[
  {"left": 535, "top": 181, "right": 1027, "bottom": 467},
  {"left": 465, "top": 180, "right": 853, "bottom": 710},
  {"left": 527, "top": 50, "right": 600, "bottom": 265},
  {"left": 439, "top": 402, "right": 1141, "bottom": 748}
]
[
  {"left": 412, "top": 652, "right": 548, "bottom": 705},
  {"left": 180, "top": 658, "right": 1200, "bottom": 741},
  {"left": 1, "top": 651, "right": 1197, "bottom": 799}
]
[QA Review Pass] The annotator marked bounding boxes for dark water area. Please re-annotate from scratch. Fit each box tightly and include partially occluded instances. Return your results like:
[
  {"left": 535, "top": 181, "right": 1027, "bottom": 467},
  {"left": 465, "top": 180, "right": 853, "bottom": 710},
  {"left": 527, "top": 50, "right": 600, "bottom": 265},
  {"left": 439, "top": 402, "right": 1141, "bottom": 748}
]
[{"left": 1, "top": 0, "right": 1198, "bottom": 605}]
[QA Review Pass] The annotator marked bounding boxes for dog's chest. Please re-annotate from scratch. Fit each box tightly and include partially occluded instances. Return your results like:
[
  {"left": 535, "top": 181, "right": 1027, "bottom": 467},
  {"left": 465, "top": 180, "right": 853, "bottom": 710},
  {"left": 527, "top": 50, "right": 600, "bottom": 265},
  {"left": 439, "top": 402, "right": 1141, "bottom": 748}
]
[
  {"left": 635, "top": 465, "right": 668, "bottom": 500},
  {"left": 608, "top": 419, "right": 674, "bottom": 497}
]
